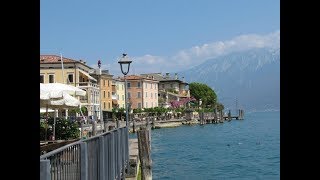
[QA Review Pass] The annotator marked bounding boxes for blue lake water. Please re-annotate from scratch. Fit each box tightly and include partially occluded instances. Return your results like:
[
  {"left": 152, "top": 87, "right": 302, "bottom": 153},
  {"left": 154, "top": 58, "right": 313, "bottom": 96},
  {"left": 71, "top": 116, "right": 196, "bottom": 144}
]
[{"left": 132, "top": 111, "right": 280, "bottom": 180}]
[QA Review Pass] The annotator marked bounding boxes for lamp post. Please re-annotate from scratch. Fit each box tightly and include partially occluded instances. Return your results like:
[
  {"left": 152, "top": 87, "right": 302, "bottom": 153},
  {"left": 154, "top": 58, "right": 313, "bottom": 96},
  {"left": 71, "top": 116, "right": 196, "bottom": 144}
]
[{"left": 118, "top": 53, "right": 132, "bottom": 128}]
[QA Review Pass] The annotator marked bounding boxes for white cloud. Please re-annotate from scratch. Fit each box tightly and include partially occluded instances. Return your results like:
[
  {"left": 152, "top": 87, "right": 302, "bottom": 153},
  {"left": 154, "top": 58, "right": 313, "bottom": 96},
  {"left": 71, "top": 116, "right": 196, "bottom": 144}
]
[
  {"left": 134, "top": 55, "right": 166, "bottom": 65},
  {"left": 132, "top": 30, "right": 280, "bottom": 74}
]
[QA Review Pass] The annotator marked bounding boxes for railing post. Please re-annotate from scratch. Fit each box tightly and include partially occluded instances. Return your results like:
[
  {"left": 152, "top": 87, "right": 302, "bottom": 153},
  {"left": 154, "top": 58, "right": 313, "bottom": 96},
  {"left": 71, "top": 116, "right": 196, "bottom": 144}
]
[
  {"left": 126, "top": 127, "right": 129, "bottom": 169},
  {"left": 40, "top": 160, "right": 51, "bottom": 180},
  {"left": 99, "top": 136, "right": 105, "bottom": 180},
  {"left": 80, "top": 142, "right": 88, "bottom": 180},
  {"left": 110, "top": 132, "right": 115, "bottom": 180},
  {"left": 104, "top": 120, "right": 108, "bottom": 132}
]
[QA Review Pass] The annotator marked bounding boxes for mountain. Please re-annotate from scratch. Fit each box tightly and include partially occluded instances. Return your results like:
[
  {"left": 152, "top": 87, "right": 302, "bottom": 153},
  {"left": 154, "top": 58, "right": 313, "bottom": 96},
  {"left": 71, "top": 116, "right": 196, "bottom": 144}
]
[{"left": 178, "top": 47, "right": 280, "bottom": 112}]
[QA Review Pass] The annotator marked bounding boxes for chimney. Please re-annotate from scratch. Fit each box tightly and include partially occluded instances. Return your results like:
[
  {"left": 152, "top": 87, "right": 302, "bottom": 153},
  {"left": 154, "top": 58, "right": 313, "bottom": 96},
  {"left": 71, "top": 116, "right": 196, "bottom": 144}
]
[
  {"left": 166, "top": 73, "right": 170, "bottom": 79},
  {"left": 79, "top": 59, "right": 86, "bottom": 64},
  {"left": 175, "top": 73, "right": 178, "bottom": 80},
  {"left": 102, "top": 70, "right": 109, "bottom": 74}
]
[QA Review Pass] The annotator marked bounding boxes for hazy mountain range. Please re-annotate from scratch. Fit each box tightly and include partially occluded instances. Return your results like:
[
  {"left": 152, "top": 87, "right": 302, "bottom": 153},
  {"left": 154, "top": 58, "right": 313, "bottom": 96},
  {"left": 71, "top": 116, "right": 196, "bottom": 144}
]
[{"left": 178, "top": 47, "right": 280, "bottom": 113}]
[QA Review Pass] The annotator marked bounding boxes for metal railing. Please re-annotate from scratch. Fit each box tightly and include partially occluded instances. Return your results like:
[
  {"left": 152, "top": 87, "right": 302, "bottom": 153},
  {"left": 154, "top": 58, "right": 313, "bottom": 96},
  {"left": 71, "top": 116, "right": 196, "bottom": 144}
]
[
  {"left": 40, "top": 126, "right": 129, "bottom": 180},
  {"left": 76, "top": 82, "right": 99, "bottom": 89}
]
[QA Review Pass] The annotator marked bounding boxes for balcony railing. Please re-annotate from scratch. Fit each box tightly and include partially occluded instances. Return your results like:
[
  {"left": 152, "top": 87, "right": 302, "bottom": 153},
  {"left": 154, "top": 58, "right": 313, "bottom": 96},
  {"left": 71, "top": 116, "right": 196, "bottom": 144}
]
[{"left": 76, "top": 82, "right": 99, "bottom": 89}]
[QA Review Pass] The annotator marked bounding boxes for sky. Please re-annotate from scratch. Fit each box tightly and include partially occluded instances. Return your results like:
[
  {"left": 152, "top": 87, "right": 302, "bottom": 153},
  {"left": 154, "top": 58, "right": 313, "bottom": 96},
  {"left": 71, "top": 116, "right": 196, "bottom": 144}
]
[{"left": 40, "top": 0, "right": 280, "bottom": 76}]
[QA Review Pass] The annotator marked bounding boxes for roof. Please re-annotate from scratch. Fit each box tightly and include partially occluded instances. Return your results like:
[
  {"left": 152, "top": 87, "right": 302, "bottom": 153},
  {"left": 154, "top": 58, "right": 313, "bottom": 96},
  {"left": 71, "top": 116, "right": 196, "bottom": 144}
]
[
  {"left": 121, "top": 75, "right": 159, "bottom": 82},
  {"left": 40, "top": 55, "right": 93, "bottom": 69},
  {"left": 140, "top": 73, "right": 188, "bottom": 84},
  {"left": 40, "top": 55, "right": 78, "bottom": 63}
]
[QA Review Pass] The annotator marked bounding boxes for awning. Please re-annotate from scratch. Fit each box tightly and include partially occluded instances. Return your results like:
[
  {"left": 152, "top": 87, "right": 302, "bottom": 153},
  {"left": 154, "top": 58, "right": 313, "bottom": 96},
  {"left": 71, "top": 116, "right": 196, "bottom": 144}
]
[
  {"left": 112, "top": 99, "right": 118, "bottom": 104},
  {"left": 78, "top": 69, "right": 97, "bottom": 82}
]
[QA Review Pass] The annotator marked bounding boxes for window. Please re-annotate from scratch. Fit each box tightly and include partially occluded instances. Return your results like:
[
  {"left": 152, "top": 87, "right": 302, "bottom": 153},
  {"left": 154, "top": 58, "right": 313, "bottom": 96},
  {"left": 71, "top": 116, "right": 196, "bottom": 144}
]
[
  {"left": 108, "top": 103, "right": 111, "bottom": 109},
  {"left": 103, "top": 91, "right": 106, "bottom": 98},
  {"left": 138, "top": 103, "right": 142, "bottom": 108},
  {"left": 104, "top": 102, "right": 106, "bottom": 109},
  {"left": 155, "top": 93, "right": 157, "bottom": 99},
  {"left": 162, "top": 84, "right": 165, "bottom": 88},
  {"left": 146, "top": 102, "right": 148, "bottom": 108},
  {"left": 117, "top": 95, "right": 119, "bottom": 100},
  {"left": 104, "top": 80, "right": 106, "bottom": 86},
  {"left": 138, "top": 92, "right": 141, "bottom": 98},
  {"left": 128, "top": 92, "right": 131, "bottom": 98},
  {"left": 138, "top": 82, "right": 141, "bottom": 88},
  {"left": 108, "top": 80, "right": 110, "bottom": 87},
  {"left": 40, "top": 75, "right": 44, "bottom": 83},
  {"left": 145, "top": 92, "right": 147, "bottom": 97},
  {"left": 122, "top": 95, "right": 124, "bottom": 101},
  {"left": 108, "top": 92, "right": 110, "bottom": 98},
  {"left": 145, "top": 83, "right": 147, "bottom": 89},
  {"left": 68, "top": 74, "right": 74, "bottom": 83},
  {"left": 155, "top": 84, "right": 157, "bottom": 89},
  {"left": 49, "top": 74, "right": 54, "bottom": 83},
  {"left": 151, "top": 93, "right": 153, "bottom": 98},
  {"left": 151, "top": 84, "right": 152, "bottom": 89},
  {"left": 122, "top": 85, "right": 124, "bottom": 90}
]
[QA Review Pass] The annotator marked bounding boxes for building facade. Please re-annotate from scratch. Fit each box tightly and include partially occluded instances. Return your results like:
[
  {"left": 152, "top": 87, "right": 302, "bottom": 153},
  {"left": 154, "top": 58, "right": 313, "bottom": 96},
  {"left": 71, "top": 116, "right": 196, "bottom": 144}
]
[
  {"left": 140, "top": 73, "right": 190, "bottom": 107},
  {"left": 40, "top": 55, "right": 101, "bottom": 119},
  {"left": 92, "top": 69, "right": 113, "bottom": 121},
  {"left": 112, "top": 78, "right": 126, "bottom": 109},
  {"left": 125, "top": 75, "right": 159, "bottom": 109}
]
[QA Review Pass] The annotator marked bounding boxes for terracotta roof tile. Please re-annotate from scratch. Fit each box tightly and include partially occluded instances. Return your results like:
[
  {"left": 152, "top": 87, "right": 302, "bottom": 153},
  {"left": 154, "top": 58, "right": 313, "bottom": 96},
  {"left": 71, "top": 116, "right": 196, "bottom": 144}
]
[
  {"left": 120, "top": 75, "right": 158, "bottom": 82},
  {"left": 40, "top": 55, "right": 78, "bottom": 64}
]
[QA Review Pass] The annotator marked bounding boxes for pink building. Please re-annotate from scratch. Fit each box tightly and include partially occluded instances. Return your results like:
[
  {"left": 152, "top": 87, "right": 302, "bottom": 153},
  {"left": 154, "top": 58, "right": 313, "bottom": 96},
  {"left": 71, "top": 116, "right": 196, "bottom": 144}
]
[{"left": 124, "top": 75, "right": 159, "bottom": 109}]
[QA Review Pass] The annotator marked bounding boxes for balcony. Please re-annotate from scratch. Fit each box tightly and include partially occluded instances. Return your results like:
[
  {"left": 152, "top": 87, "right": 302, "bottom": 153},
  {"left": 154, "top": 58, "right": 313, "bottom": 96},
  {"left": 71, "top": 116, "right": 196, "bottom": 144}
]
[
  {"left": 76, "top": 82, "right": 99, "bottom": 89},
  {"left": 179, "top": 90, "right": 190, "bottom": 97},
  {"left": 112, "top": 94, "right": 118, "bottom": 100},
  {"left": 80, "top": 97, "right": 88, "bottom": 104}
]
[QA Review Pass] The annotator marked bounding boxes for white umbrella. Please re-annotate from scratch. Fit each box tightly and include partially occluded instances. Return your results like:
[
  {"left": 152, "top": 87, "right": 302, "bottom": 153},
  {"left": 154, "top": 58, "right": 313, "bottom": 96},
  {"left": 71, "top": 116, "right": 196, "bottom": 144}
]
[
  {"left": 40, "top": 92, "right": 81, "bottom": 141},
  {"left": 40, "top": 108, "right": 54, "bottom": 113},
  {"left": 40, "top": 83, "right": 86, "bottom": 141},
  {"left": 40, "top": 83, "right": 86, "bottom": 99},
  {"left": 40, "top": 92, "right": 81, "bottom": 108}
]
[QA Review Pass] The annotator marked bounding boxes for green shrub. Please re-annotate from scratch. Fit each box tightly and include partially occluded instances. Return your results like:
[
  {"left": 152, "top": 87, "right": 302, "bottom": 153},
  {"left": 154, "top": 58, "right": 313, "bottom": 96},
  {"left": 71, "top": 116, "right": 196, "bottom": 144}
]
[{"left": 40, "top": 117, "right": 80, "bottom": 140}]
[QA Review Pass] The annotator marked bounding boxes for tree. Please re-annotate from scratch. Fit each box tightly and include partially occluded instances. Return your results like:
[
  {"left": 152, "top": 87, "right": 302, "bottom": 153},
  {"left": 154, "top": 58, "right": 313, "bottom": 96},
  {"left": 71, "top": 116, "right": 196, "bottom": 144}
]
[
  {"left": 189, "top": 82, "right": 217, "bottom": 107},
  {"left": 216, "top": 102, "right": 224, "bottom": 111}
]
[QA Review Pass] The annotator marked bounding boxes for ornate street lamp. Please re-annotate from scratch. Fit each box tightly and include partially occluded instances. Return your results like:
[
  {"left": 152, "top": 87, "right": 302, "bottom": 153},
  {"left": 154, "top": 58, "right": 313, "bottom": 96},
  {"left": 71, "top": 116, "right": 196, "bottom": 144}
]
[
  {"left": 118, "top": 53, "right": 132, "bottom": 127},
  {"left": 118, "top": 53, "right": 132, "bottom": 75}
]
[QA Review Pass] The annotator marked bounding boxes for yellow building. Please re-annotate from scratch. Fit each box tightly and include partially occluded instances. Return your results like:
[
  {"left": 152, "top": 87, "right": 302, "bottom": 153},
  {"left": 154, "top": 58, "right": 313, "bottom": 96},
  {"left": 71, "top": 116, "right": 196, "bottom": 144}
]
[
  {"left": 92, "top": 70, "right": 113, "bottom": 121},
  {"left": 112, "top": 78, "right": 125, "bottom": 109},
  {"left": 40, "top": 55, "right": 101, "bottom": 119}
]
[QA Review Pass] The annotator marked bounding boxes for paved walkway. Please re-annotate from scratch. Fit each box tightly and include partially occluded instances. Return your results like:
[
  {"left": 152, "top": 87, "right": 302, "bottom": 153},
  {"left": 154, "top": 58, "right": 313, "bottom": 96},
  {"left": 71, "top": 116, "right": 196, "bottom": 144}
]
[{"left": 126, "top": 139, "right": 139, "bottom": 180}]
